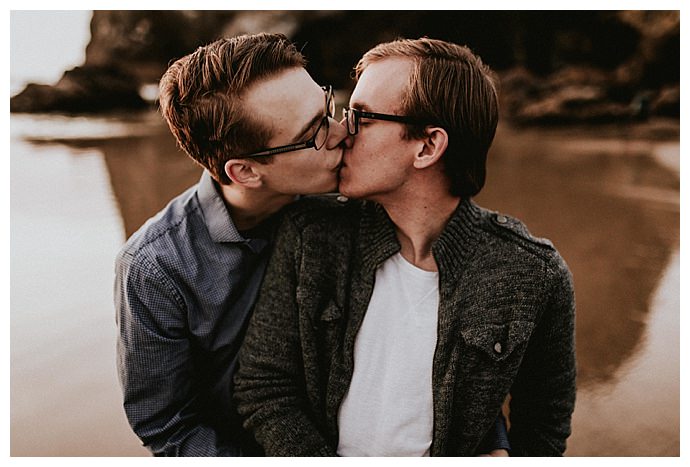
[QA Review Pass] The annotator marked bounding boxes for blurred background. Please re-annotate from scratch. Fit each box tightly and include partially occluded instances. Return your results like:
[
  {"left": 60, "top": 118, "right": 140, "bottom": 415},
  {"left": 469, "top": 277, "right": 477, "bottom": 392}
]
[{"left": 10, "top": 10, "right": 679, "bottom": 456}]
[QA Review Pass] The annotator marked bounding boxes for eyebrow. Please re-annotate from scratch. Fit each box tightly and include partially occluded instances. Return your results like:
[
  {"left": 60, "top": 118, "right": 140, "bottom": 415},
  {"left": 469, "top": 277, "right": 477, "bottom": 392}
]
[{"left": 349, "top": 101, "right": 373, "bottom": 112}]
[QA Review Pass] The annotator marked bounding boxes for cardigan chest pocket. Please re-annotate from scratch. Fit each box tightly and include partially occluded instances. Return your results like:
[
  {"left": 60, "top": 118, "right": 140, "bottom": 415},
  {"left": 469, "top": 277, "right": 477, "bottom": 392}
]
[{"left": 460, "top": 320, "right": 535, "bottom": 363}]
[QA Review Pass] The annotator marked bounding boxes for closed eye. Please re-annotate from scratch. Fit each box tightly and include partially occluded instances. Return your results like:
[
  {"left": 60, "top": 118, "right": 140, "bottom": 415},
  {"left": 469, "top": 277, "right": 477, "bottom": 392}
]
[{"left": 292, "top": 112, "right": 324, "bottom": 143}]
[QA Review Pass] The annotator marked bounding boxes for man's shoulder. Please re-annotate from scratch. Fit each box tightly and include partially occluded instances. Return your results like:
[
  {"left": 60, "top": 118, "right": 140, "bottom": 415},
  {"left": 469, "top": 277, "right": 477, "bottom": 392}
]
[
  {"left": 117, "top": 184, "right": 202, "bottom": 266},
  {"left": 474, "top": 204, "right": 567, "bottom": 270},
  {"left": 470, "top": 204, "right": 573, "bottom": 305}
]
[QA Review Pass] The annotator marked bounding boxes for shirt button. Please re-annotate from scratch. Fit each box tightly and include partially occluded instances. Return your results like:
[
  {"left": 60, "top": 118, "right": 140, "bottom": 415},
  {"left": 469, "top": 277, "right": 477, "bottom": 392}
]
[
  {"left": 336, "top": 195, "right": 349, "bottom": 203},
  {"left": 494, "top": 342, "right": 502, "bottom": 354},
  {"left": 496, "top": 215, "right": 508, "bottom": 224}
]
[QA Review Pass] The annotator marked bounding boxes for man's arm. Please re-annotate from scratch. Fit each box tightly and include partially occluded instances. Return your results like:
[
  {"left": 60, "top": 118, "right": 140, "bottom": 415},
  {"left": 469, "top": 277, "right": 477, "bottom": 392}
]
[
  {"left": 115, "top": 251, "right": 239, "bottom": 456},
  {"left": 234, "top": 215, "right": 337, "bottom": 456},
  {"left": 507, "top": 258, "right": 577, "bottom": 456}
]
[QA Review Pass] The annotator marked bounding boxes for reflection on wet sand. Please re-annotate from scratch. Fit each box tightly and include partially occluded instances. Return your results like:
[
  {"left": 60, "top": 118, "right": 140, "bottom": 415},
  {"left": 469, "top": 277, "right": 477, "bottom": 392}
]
[
  {"left": 99, "top": 133, "right": 202, "bottom": 239},
  {"left": 11, "top": 131, "right": 146, "bottom": 456},
  {"left": 567, "top": 250, "right": 679, "bottom": 455},
  {"left": 475, "top": 123, "right": 679, "bottom": 455},
  {"left": 60, "top": 127, "right": 202, "bottom": 239},
  {"left": 12, "top": 113, "right": 678, "bottom": 456},
  {"left": 477, "top": 123, "right": 679, "bottom": 388}
]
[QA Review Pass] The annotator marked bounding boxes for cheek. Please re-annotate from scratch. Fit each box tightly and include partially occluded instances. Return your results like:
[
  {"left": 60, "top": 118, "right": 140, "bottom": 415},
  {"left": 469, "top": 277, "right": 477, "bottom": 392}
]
[{"left": 348, "top": 140, "right": 375, "bottom": 169}]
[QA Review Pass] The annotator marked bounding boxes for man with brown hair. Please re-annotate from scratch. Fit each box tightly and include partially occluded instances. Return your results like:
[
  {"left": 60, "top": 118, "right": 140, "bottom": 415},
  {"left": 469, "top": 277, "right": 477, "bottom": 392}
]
[
  {"left": 115, "top": 33, "right": 346, "bottom": 456},
  {"left": 235, "top": 37, "right": 576, "bottom": 456}
]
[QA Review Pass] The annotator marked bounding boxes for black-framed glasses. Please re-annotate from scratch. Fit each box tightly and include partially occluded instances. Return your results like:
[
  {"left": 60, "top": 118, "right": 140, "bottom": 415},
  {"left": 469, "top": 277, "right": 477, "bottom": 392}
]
[
  {"left": 342, "top": 107, "right": 431, "bottom": 136},
  {"left": 239, "top": 86, "right": 335, "bottom": 158}
]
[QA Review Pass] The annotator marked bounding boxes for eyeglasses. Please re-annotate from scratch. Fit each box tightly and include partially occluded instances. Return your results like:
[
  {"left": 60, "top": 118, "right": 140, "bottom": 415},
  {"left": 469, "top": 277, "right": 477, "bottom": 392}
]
[
  {"left": 342, "top": 107, "right": 431, "bottom": 136},
  {"left": 239, "top": 86, "right": 335, "bottom": 158}
]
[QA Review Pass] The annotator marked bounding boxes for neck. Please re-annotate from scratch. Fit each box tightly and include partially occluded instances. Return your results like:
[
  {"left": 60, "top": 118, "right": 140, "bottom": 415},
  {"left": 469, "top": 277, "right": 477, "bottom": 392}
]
[
  {"left": 220, "top": 184, "right": 295, "bottom": 231},
  {"left": 380, "top": 185, "right": 460, "bottom": 272}
]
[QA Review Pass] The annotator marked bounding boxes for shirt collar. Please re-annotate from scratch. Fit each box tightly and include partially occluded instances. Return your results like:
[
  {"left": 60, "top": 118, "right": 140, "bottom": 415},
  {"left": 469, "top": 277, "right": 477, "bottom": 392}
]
[{"left": 197, "top": 170, "right": 246, "bottom": 244}]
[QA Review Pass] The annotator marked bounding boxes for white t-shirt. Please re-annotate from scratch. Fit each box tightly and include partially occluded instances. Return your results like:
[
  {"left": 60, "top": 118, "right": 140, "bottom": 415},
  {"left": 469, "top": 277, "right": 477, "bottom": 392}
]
[{"left": 337, "top": 252, "right": 439, "bottom": 457}]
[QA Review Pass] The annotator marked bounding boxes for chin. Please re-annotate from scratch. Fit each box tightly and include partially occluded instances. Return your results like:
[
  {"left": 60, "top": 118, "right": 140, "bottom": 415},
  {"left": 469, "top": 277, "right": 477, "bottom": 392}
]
[
  {"left": 338, "top": 175, "right": 358, "bottom": 196},
  {"left": 317, "top": 178, "right": 338, "bottom": 194},
  {"left": 339, "top": 183, "right": 377, "bottom": 201},
  {"left": 338, "top": 184, "right": 355, "bottom": 198}
]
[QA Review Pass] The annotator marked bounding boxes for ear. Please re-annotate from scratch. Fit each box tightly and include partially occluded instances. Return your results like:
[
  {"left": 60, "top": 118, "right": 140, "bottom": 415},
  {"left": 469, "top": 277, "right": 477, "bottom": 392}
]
[
  {"left": 413, "top": 126, "right": 448, "bottom": 169},
  {"left": 224, "top": 159, "right": 263, "bottom": 188}
]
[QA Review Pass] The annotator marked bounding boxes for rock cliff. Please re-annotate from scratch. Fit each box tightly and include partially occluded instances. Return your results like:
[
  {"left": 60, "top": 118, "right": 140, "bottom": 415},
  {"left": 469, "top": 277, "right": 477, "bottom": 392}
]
[{"left": 10, "top": 10, "right": 679, "bottom": 123}]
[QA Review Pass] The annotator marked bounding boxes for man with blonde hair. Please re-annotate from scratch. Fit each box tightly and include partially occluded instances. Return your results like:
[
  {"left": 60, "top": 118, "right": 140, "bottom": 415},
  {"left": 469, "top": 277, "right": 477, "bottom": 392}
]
[
  {"left": 115, "top": 33, "right": 347, "bottom": 456},
  {"left": 236, "top": 37, "right": 576, "bottom": 456}
]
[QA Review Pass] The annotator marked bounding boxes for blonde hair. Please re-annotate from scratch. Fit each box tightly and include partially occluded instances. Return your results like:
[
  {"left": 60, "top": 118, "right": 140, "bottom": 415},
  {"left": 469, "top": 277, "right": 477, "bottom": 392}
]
[
  {"left": 159, "top": 33, "right": 306, "bottom": 184},
  {"left": 355, "top": 37, "right": 499, "bottom": 197}
]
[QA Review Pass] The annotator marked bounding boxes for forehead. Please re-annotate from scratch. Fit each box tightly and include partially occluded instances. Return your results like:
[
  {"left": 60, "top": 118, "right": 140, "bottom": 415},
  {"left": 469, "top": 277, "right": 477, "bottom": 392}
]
[
  {"left": 242, "top": 67, "right": 323, "bottom": 140},
  {"left": 350, "top": 58, "right": 414, "bottom": 112}
]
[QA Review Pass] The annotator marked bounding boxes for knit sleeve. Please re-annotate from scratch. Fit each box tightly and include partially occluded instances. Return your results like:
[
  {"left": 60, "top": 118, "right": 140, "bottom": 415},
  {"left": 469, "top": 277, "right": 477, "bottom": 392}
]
[
  {"left": 507, "top": 256, "right": 577, "bottom": 456},
  {"left": 233, "top": 214, "right": 337, "bottom": 456}
]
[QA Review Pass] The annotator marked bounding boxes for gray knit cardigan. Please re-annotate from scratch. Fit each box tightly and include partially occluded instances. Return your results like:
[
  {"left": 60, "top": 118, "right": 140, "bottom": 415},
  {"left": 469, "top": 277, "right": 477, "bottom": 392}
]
[{"left": 234, "top": 196, "right": 576, "bottom": 456}]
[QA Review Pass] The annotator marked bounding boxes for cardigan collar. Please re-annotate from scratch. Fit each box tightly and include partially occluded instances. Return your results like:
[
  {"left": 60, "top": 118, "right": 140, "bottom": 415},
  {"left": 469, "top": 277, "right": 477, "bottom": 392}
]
[{"left": 358, "top": 197, "right": 485, "bottom": 279}]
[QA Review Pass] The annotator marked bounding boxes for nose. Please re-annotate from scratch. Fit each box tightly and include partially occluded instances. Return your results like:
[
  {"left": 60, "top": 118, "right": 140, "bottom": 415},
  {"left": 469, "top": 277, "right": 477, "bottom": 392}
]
[
  {"left": 326, "top": 117, "right": 348, "bottom": 150},
  {"left": 338, "top": 116, "right": 354, "bottom": 148}
]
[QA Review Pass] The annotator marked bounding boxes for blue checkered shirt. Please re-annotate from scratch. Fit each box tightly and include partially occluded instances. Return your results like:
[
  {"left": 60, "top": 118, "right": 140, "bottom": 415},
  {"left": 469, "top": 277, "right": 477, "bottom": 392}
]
[{"left": 115, "top": 171, "right": 274, "bottom": 456}]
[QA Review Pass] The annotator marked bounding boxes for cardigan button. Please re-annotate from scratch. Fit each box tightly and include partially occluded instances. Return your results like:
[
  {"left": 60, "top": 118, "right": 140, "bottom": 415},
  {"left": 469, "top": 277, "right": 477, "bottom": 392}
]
[
  {"left": 336, "top": 195, "right": 349, "bottom": 203},
  {"left": 496, "top": 215, "right": 508, "bottom": 224},
  {"left": 494, "top": 342, "right": 503, "bottom": 353}
]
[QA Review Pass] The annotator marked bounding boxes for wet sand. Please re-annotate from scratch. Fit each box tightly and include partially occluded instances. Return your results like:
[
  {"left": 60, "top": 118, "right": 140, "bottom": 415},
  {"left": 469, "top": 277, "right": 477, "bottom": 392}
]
[
  {"left": 566, "top": 250, "right": 679, "bottom": 455},
  {"left": 10, "top": 129, "right": 147, "bottom": 455},
  {"left": 476, "top": 123, "right": 680, "bottom": 456},
  {"left": 10, "top": 113, "right": 679, "bottom": 456}
]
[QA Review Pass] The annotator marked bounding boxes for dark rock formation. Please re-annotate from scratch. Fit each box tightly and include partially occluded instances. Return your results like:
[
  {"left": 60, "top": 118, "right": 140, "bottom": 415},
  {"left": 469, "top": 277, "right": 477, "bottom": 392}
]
[
  {"left": 495, "top": 10, "right": 680, "bottom": 124},
  {"left": 10, "top": 65, "right": 147, "bottom": 113},
  {"left": 10, "top": 10, "right": 679, "bottom": 123},
  {"left": 84, "top": 11, "right": 238, "bottom": 84}
]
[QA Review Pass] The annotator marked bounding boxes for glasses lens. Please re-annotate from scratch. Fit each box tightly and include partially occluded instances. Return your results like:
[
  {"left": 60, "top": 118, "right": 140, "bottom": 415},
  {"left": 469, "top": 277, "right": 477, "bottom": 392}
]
[
  {"left": 314, "top": 117, "right": 329, "bottom": 150},
  {"left": 343, "top": 108, "right": 357, "bottom": 135},
  {"left": 326, "top": 88, "right": 335, "bottom": 118}
]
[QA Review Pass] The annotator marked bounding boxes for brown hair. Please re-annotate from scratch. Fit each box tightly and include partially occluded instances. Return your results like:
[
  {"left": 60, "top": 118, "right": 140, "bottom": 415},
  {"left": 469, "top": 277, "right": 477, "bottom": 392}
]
[
  {"left": 355, "top": 37, "right": 499, "bottom": 197},
  {"left": 159, "top": 33, "right": 306, "bottom": 184}
]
